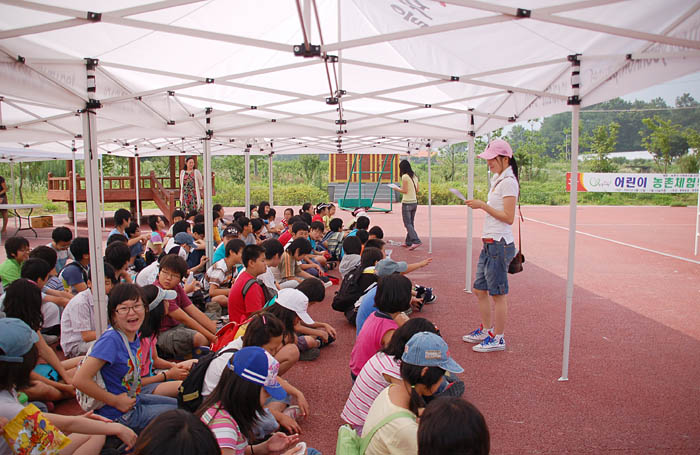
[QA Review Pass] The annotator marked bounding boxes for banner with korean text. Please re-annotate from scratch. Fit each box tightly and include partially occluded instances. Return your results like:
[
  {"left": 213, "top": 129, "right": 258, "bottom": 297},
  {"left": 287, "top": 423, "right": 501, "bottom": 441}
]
[{"left": 566, "top": 173, "right": 699, "bottom": 193}]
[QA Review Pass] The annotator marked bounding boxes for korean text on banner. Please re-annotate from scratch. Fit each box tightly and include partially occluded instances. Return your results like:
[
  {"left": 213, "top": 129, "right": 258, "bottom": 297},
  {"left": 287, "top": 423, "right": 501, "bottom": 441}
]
[{"left": 566, "top": 173, "right": 700, "bottom": 194}]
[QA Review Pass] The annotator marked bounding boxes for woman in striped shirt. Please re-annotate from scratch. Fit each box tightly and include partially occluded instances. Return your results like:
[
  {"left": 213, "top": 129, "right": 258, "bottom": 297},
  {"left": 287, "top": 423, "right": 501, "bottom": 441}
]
[{"left": 341, "top": 318, "right": 438, "bottom": 433}]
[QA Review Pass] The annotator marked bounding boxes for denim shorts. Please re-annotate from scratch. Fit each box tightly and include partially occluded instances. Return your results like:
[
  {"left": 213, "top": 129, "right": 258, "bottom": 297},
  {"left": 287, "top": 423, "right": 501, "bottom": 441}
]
[{"left": 473, "top": 239, "right": 516, "bottom": 296}]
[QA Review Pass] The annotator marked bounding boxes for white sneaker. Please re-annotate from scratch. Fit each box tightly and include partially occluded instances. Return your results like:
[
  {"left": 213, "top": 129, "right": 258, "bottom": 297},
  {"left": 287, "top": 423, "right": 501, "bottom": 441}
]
[
  {"left": 472, "top": 334, "right": 506, "bottom": 352},
  {"left": 462, "top": 325, "right": 489, "bottom": 343}
]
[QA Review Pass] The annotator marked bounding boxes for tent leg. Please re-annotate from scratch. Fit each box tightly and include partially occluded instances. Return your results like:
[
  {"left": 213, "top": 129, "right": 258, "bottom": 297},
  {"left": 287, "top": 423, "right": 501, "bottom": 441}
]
[
  {"left": 245, "top": 148, "right": 251, "bottom": 217},
  {"left": 203, "top": 108, "right": 214, "bottom": 262},
  {"left": 134, "top": 153, "right": 141, "bottom": 226},
  {"left": 560, "top": 55, "right": 581, "bottom": 382},
  {"left": 100, "top": 158, "right": 105, "bottom": 231},
  {"left": 465, "top": 119, "right": 476, "bottom": 292},
  {"left": 268, "top": 153, "right": 274, "bottom": 207},
  {"left": 71, "top": 141, "right": 78, "bottom": 235},
  {"left": 694, "top": 168, "right": 700, "bottom": 256},
  {"left": 10, "top": 161, "right": 17, "bottom": 229},
  {"left": 428, "top": 141, "right": 432, "bottom": 254},
  {"left": 82, "top": 59, "right": 108, "bottom": 336}
]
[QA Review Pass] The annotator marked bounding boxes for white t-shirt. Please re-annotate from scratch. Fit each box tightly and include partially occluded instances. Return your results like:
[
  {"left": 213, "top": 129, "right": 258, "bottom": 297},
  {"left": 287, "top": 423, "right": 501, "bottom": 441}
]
[
  {"left": 202, "top": 340, "right": 242, "bottom": 396},
  {"left": 482, "top": 167, "right": 519, "bottom": 243},
  {"left": 0, "top": 389, "right": 26, "bottom": 455},
  {"left": 362, "top": 386, "right": 418, "bottom": 455},
  {"left": 258, "top": 266, "right": 277, "bottom": 292},
  {"left": 341, "top": 352, "right": 401, "bottom": 428}
]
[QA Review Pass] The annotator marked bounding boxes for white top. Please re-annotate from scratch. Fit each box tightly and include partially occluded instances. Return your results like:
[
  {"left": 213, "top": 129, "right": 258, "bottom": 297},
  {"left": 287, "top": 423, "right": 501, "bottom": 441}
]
[
  {"left": 258, "top": 266, "right": 277, "bottom": 292},
  {"left": 202, "top": 339, "right": 241, "bottom": 396},
  {"left": 482, "top": 166, "right": 519, "bottom": 243},
  {"left": 0, "top": 389, "right": 25, "bottom": 455},
  {"left": 362, "top": 386, "right": 418, "bottom": 455},
  {"left": 60, "top": 289, "right": 94, "bottom": 355}
]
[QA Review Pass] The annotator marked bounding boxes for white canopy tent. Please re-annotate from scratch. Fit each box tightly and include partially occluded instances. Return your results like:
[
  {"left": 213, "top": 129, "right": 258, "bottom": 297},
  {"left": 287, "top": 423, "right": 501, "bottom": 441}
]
[{"left": 1, "top": 0, "right": 699, "bottom": 380}]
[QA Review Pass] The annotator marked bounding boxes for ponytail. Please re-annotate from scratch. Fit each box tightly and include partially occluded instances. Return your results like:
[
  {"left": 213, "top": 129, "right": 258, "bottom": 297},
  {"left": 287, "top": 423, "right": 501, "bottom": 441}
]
[
  {"left": 508, "top": 155, "right": 519, "bottom": 183},
  {"left": 400, "top": 362, "right": 445, "bottom": 416}
]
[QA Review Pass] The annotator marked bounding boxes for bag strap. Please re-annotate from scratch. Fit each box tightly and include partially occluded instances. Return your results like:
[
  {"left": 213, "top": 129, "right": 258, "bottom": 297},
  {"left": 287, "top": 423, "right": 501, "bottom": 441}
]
[
  {"left": 359, "top": 410, "right": 415, "bottom": 454},
  {"left": 241, "top": 277, "right": 260, "bottom": 299},
  {"left": 116, "top": 329, "right": 141, "bottom": 397}
]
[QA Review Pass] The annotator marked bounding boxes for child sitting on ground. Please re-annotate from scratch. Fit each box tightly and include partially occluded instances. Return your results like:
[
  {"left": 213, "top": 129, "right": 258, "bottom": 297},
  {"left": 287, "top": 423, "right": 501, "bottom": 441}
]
[
  {"left": 265, "top": 208, "right": 281, "bottom": 238},
  {"left": 47, "top": 226, "right": 73, "bottom": 277},
  {"left": 147, "top": 214, "right": 168, "bottom": 261},
  {"left": 212, "top": 224, "right": 240, "bottom": 263},
  {"left": 155, "top": 255, "right": 217, "bottom": 359},
  {"left": 281, "top": 208, "right": 294, "bottom": 229},
  {"left": 167, "top": 209, "right": 185, "bottom": 236},
  {"left": 0, "top": 318, "right": 137, "bottom": 454},
  {"left": 278, "top": 238, "right": 316, "bottom": 286},
  {"left": 259, "top": 238, "right": 297, "bottom": 292},
  {"left": 60, "top": 237, "right": 90, "bottom": 294},
  {"left": 227, "top": 244, "right": 270, "bottom": 324},
  {"left": 126, "top": 221, "right": 148, "bottom": 272},
  {"left": 339, "top": 236, "right": 362, "bottom": 278},
  {"left": 61, "top": 264, "right": 118, "bottom": 358},
  {"left": 28, "top": 246, "right": 75, "bottom": 308},
  {"left": 0, "top": 236, "right": 29, "bottom": 288},
  {"left": 73, "top": 284, "right": 178, "bottom": 432},
  {"left": 138, "top": 285, "right": 197, "bottom": 398},
  {"left": 203, "top": 239, "right": 245, "bottom": 317},
  {"left": 322, "top": 218, "right": 345, "bottom": 261},
  {"left": 350, "top": 273, "right": 412, "bottom": 380}
]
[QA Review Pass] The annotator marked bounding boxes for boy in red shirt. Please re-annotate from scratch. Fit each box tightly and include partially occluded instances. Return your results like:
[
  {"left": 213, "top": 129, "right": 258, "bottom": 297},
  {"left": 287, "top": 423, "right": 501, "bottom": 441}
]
[{"left": 228, "top": 244, "right": 268, "bottom": 323}]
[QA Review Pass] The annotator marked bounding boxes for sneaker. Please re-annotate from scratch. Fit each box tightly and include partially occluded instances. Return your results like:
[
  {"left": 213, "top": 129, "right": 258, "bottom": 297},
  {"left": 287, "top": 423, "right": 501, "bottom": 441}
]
[
  {"left": 462, "top": 325, "right": 489, "bottom": 343},
  {"left": 408, "top": 243, "right": 421, "bottom": 251},
  {"left": 423, "top": 288, "right": 436, "bottom": 305},
  {"left": 317, "top": 335, "right": 335, "bottom": 348},
  {"left": 472, "top": 334, "right": 506, "bottom": 352}
]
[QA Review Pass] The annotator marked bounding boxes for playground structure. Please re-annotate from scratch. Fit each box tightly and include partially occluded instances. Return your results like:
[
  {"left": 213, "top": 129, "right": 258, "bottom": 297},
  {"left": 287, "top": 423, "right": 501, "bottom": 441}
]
[
  {"left": 48, "top": 156, "right": 215, "bottom": 222},
  {"left": 328, "top": 153, "right": 399, "bottom": 212}
]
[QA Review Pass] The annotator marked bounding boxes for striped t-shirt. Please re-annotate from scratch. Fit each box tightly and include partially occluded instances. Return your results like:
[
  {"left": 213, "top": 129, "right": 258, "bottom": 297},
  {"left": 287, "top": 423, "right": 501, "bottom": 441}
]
[
  {"left": 341, "top": 352, "right": 401, "bottom": 428},
  {"left": 201, "top": 402, "right": 247, "bottom": 454}
]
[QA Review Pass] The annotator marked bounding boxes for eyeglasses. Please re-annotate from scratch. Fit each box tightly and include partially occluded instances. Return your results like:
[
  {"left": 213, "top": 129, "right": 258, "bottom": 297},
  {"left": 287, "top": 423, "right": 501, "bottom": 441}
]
[
  {"left": 159, "top": 270, "right": 181, "bottom": 281},
  {"left": 115, "top": 304, "right": 145, "bottom": 315}
]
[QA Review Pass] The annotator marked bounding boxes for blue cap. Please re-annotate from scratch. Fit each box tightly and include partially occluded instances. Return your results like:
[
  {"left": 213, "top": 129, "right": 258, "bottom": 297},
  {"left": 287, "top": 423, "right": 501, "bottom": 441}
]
[
  {"left": 229, "top": 346, "right": 286, "bottom": 400},
  {"left": 401, "top": 332, "right": 463, "bottom": 374},
  {"left": 375, "top": 258, "right": 407, "bottom": 276},
  {"left": 174, "top": 232, "right": 196, "bottom": 249},
  {"left": 0, "top": 318, "right": 39, "bottom": 363}
]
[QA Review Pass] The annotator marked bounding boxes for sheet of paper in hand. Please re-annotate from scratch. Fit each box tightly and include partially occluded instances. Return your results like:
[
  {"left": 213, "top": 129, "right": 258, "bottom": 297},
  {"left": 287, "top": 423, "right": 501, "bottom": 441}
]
[
  {"left": 3, "top": 403, "right": 71, "bottom": 455},
  {"left": 449, "top": 188, "right": 467, "bottom": 201},
  {"left": 386, "top": 183, "right": 401, "bottom": 191}
]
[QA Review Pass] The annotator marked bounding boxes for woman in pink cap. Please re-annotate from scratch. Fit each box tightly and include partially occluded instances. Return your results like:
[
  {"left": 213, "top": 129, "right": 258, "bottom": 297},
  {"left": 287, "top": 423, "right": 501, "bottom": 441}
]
[{"left": 462, "top": 139, "right": 519, "bottom": 352}]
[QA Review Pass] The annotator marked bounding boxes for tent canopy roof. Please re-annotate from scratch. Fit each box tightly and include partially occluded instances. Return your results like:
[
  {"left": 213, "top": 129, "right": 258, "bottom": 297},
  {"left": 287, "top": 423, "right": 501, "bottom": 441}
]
[{"left": 1, "top": 0, "right": 699, "bottom": 158}]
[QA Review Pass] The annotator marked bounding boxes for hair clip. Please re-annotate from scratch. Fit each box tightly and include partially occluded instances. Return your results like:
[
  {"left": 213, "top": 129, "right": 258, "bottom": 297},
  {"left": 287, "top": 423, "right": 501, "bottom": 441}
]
[{"left": 262, "top": 315, "right": 267, "bottom": 325}]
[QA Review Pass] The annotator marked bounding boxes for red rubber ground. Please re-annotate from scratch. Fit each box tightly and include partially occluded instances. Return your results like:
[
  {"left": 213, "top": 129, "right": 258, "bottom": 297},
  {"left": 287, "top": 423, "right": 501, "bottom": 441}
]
[{"left": 16, "top": 204, "right": 699, "bottom": 454}]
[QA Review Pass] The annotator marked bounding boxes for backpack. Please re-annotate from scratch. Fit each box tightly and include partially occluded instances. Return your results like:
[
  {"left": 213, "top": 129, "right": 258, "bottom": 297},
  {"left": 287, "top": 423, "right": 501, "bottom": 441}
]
[
  {"left": 210, "top": 319, "right": 246, "bottom": 352},
  {"left": 336, "top": 411, "right": 415, "bottom": 455},
  {"left": 177, "top": 347, "right": 238, "bottom": 413},
  {"left": 241, "top": 277, "right": 277, "bottom": 307},
  {"left": 332, "top": 264, "right": 369, "bottom": 313}
]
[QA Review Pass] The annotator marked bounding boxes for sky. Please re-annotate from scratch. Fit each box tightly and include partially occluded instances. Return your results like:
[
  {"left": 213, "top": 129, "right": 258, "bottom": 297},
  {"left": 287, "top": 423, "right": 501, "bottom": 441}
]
[{"left": 622, "top": 71, "right": 700, "bottom": 105}]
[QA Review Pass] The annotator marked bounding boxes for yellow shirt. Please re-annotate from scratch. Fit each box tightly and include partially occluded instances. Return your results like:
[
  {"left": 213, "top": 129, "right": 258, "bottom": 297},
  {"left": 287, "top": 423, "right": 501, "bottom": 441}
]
[{"left": 401, "top": 174, "right": 418, "bottom": 203}]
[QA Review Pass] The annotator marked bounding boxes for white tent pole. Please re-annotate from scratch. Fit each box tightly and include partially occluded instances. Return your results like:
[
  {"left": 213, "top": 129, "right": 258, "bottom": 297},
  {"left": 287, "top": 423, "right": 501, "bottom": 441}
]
[
  {"left": 465, "top": 115, "right": 475, "bottom": 292},
  {"left": 71, "top": 140, "right": 78, "bottom": 235},
  {"left": 134, "top": 150, "right": 141, "bottom": 226},
  {"left": 100, "top": 158, "right": 105, "bottom": 231},
  {"left": 10, "top": 161, "right": 17, "bottom": 229},
  {"left": 245, "top": 147, "right": 251, "bottom": 217},
  {"left": 695, "top": 168, "right": 699, "bottom": 256},
  {"left": 428, "top": 141, "right": 432, "bottom": 254},
  {"left": 338, "top": 0, "right": 343, "bottom": 88},
  {"left": 203, "top": 108, "right": 214, "bottom": 262},
  {"left": 560, "top": 54, "right": 582, "bottom": 382},
  {"left": 82, "top": 58, "right": 108, "bottom": 336},
  {"left": 268, "top": 153, "right": 274, "bottom": 206}
]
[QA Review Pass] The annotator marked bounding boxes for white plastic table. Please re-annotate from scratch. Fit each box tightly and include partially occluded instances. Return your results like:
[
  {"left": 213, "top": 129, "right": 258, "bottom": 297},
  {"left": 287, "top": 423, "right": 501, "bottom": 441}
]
[{"left": 0, "top": 204, "right": 43, "bottom": 238}]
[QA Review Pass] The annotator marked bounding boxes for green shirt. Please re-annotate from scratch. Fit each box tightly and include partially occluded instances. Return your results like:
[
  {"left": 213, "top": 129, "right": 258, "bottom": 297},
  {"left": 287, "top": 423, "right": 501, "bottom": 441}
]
[{"left": 0, "top": 258, "right": 22, "bottom": 288}]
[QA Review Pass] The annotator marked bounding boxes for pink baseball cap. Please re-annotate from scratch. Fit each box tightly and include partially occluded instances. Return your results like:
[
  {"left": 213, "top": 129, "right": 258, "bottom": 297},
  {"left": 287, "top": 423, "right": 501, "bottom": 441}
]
[{"left": 478, "top": 139, "right": 513, "bottom": 160}]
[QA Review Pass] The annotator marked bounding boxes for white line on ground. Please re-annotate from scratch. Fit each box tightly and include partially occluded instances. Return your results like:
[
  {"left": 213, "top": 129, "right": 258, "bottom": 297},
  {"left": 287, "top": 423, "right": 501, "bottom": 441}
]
[{"left": 524, "top": 217, "right": 700, "bottom": 266}]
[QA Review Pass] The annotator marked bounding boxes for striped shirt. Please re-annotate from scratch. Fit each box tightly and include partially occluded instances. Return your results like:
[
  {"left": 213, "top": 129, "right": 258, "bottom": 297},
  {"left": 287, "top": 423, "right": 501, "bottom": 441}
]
[
  {"left": 341, "top": 352, "right": 401, "bottom": 428},
  {"left": 201, "top": 402, "right": 247, "bottom": 454}
]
